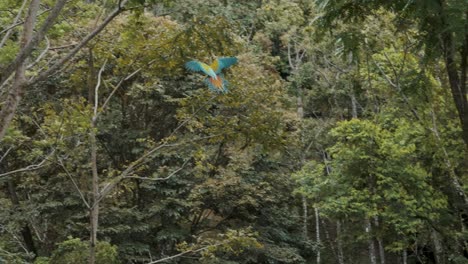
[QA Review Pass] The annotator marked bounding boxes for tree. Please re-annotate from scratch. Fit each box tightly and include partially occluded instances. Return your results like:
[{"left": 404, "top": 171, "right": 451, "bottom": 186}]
[
  {"left": 0, "top": 0, "right": 135, "bottom": 141},
  {"left": 316, "top": 0, "right": 468, "bottom": 148}
]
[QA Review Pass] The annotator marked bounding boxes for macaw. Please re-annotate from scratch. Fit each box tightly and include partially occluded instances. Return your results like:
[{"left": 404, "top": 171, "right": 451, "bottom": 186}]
[{"left": 185, "top": 57, "right": 238, "bottom": 93}]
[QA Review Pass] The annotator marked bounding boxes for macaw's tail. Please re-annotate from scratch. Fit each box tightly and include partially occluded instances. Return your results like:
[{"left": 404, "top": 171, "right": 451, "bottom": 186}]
[{"left": 204, "top": 74, "right": 228, "bottom": 94}]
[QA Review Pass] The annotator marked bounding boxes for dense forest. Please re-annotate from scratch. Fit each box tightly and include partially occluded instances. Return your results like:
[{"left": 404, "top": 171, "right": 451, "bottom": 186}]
[{"left": 0, "top": 0, "right": 467, "bottom": 263}]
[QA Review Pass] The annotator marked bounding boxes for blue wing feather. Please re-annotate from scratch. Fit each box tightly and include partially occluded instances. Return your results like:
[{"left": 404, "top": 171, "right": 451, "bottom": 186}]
[
  {"left": 185, "top": 61, "right": 204, "bottom": 72},
  {"left": 212, "top": 57, "right": 238, "bottom": 74}
]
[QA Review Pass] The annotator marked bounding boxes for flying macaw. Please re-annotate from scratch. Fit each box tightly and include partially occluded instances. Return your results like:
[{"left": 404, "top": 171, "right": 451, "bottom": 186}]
[{"left": 185, "top": 57, "right": 238, "bottom": 93}]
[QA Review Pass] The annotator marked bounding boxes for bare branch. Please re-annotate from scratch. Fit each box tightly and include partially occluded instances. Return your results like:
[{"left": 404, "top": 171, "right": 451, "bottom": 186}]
[
  {"left": 27, "top": 36, "right": 50, "bottom": 69},
  {"left": 93, "top": 59, "right": 107, "bottom": 118},
  {"left": 373, "top": 60, "right": 397, "bottom": 88},
  {"left": 97, "top": 142, "right": 170, "bottom": 202},
  {"left": 94, "top": 93, "right": 217, "bottom": 207},
  {"left": 30, "top": 0, "right": 130, "bottom": 85},
  {"left": 124, "top": 159, "right": 190, "bottom": 181},
  {"left": 371, "top": 54, "right": 421, "bottom": 121},
  {"left": 49, "top": 42, "right": 77, "bottom": 50},
  {"left": 0, "top": 7, "right": 52, "bottom": 36},
  {"left": 0, "top": 150, "right": 55, "bottom": 178},
  {"left": 57, "top": 159, "right": 90, "bottom": 209},
  {"left": 147, "top": 242, "right": 227, "bottom": 264},
  {"left": 382, "top": 51, "right": 400, "bottom": 82},
  {"left": 100, "top": 57, "right": 159, "bottom": 114},
  {"left": 0, "top": 147, "right": 13, "bottom": 164},
  {"left": 0, "top": 74, "right": 13, "bottom": 93},
  {"left": 96, "top": 134, "right": 218, "bottom": 208},
  {"left": 287, "top": 43, "right": 295, "bottom": 71},
  {"left": 0, "top": 224, "right": 29, "bottom": 254},
  {"left": 0, "top": 0, "right": 28, "bottom": 49},
  {"left": 0, "top": 0, "right": 68, "bottom": 88}
]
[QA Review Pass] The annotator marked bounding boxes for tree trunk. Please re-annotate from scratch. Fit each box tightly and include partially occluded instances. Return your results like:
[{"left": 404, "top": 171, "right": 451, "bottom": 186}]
[
  {"left": 6, "top": 180, "right": 37, "bottom": 257},
  {"left": 402, "top": 250, "right": 407, "bottom": 264},
  {"left": 430, "top": 106, "right": 468, "bottom": 214},
  {"left": 88, "top": 49, "right": 99, "bottom": 264},
  {"left": 0, "top": 0, "right": 40, "bottom": 140},
  {"left": 365, "top": 217, "right": 377, "bottom": 264},
  {"left": 302, "top": 195, "right": 308, "bottom": 240},
  {"left": 373, "top": 216, "right": 385, "bottom": 264},
  {"left": 431, "top": 228, "right": 444, "bottom": 264},
  {"left": 89, "top": 126, "right": 99, "bottom": 264},
  {"left": 315, "top": 207, "right": 321, "bottom": 264},
  {"left": 336, "top": 220, "right": 345, "bottom": 264},
  {"left": 350, "top": 92, "right": 358, "bottom": 119},
  {"left": 297, "top": 85, "right": 309, "bottom": 242},
  {"left": 321, "top": 218, "right": 339, "bottom": 263},
  {"left": 442, "top": 27, "right": 468, "bottom": 148}
]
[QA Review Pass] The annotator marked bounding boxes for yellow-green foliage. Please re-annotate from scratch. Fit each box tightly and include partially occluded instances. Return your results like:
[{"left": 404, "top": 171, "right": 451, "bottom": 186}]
[{"left": 46, "top": 237, "right": 119, "bottom": 264}]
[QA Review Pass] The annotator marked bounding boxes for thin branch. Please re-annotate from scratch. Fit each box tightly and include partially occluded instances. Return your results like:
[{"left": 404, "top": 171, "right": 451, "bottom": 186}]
[
  {"left": 147, "top": 242, "right": 227, "bottom": 264},
  {"left": 0, "top": 74, "right": 13, "bottom": 93},
  {"left": 372, "top": 56, "right": 421, "bottom": 121},
  {"left": 0, "top": 224, "right": 29, "bottom": 254},
  {"left": 99, "top": 57, "right": 159, "bottom": 115},
  {"left": 49, "top": 42, "right": 77, "bottom": 50},
  {"left": 0, "top": 0, "right": 28, "bottom": 48},
  {"left": 373, "top": 61, "right": 397, "bottom": 88},
  {"left": 92, "top": 0, "right": 108, "bottom": 28},
  {"left": 30, "top": 0, "right": 130, "bottom": 85},
  {"left": 124, "top": 159, "right": 190, "bottom": 181},
  {"left": 0, "top": 147, "right": 13, "bottom": 164},
  {"left": 94, "top": 94, "right": 217, "bottom": 207},
  {"left": 57, "top": 159, "right": 90, "bottom": 208},
  {"left": 96, "top": 134, "right": 218, "bottom": 208},
  {"left": 27, "top": 36, "right": 50, "bottom": 69},
  {"left": 382, "top": 51, "right": 400, "bottom": 82},
  {"left": 287, "top": 43, "right": 295, "bottom": 70},
  {"left": 93, "top": 59, "right": 107, "bottom": 118},
  {"left": 0, "top": 150, "right": 55, "bottom": 178},
  {"left": 0, "top": 7, "right": 54, "bottom": 37},
  {"left": 96, "top": 142, "right": 170, "bottom": 203},
  {"left": 0, "top": 0, "right": 68, "bottom": 88}
]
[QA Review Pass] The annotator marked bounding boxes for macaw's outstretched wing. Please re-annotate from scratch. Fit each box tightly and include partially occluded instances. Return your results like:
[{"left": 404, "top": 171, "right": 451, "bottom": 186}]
[
  {"left": 204, "top": 74, "right": 229, "bottom": 93},
  {"left": 185, "top": 61, "right": 217, "bottom": 78},
  {"left": 210, "top": 57, "right": 238, "bottom": 74}
]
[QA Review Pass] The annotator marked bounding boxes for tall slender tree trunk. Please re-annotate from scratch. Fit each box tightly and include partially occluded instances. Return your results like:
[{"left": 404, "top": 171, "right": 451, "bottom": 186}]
[
  {"left": 322, "top": 151, "right": 345, "bottom": 264},
  {"left": 302, "top": 196, "right": 309, "bottom": 240},
  {"left": 315, "top": 207, "right": 321, "bottom": 264},
  {"left": 321, "top": 219, "right": 338, "bottom": 261},
  {"left": 336, "top": 220, "right": 345, "bottom": 264},
  {"left": 431, "top": 228, "right": 444, "bottom": 264},
  {"left": 365, "top": 217, "right": 377, "bottom": 264},
  {"left": 89, "top": 126, "right": 99, "bottom": 264},
  {"left": 87, "top": 49, "right": 99, "bottom": 264},
  {"left": 297, "top": 85, "right": 309, "bottom": 242},
  {"left": 373, "top": 216, "right": 385, "bottom": 264},
  {"left": 402, "top": 250, "right": 407, "bottom": 264},
  {"left": 443, "top": 31, "right": 468, "bottom": 148}
]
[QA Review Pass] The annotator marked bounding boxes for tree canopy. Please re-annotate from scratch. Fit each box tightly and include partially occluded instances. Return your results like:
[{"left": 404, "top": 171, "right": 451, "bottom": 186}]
[{"left": 0, "top": 0, "right": 467, "bottom": 263}]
